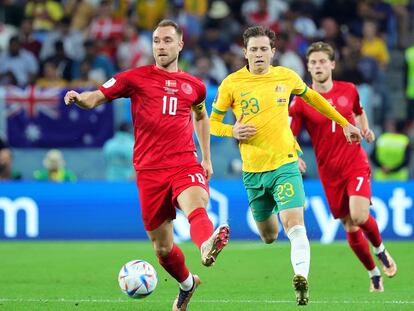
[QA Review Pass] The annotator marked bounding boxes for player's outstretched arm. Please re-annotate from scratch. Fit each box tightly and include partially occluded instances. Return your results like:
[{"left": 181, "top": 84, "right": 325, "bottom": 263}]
[
  {"left": 301, "top": 88, "right": 362, "bottom": 143},
  {"left": 64, "top": 90, "right": 107, "bottom": 109},
  {"left": 193, "top": 104, "right": 213, "bottom": 180}
]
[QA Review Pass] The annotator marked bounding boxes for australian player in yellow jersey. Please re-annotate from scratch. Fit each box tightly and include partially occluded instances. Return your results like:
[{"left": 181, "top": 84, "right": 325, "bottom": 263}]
[{"left": 210, "top": 26, "right": 363, "bottom": 306}]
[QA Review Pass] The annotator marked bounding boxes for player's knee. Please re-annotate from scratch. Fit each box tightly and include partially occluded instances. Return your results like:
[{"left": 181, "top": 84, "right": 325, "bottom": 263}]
[
  {"left": 351, "top": 214, "right": 368, "bottom": 225},
  {"left": 188, "top": 194, "right": 209, "bottom": 209},
  {"left": 261, "top": 232, "right": 278, "bottom": 244},
  {"left": 154, "top": 245, "right": 172, "bottom": 258}
]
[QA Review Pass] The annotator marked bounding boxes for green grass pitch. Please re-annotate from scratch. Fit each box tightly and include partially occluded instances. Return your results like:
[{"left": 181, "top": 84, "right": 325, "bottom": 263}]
[{"left": 0, "top": 241, "right": 413, "bottom": 310}]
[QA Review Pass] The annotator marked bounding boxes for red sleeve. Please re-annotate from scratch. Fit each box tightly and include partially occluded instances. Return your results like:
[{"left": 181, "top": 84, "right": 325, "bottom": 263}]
[
  {"left": 99, "top": 71, "right": 134, "bottom": 100},
  {"left": 289, "top": 96, "right": 303, "bottom": 136},
  {"left": 351, "top": 84, "right": 363, "bottom": 116},
  {"left": 195, "top": 80, "right": 206, "bottom": 105}
]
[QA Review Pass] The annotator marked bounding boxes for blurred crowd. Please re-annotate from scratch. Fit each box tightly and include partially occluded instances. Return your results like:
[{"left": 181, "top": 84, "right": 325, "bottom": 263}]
[{"left": 0, "top": 0, "right": 413, "bottom": 181}]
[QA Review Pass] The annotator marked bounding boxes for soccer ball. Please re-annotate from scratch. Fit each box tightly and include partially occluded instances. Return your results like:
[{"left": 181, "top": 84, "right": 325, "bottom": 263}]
[{"left": 118, "top": 260, "right": 158, "bottom": 299}]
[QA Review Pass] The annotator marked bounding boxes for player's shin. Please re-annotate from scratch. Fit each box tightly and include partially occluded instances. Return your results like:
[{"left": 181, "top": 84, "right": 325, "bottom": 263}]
[
  {"left": 188, "top": 207, "right": 214, "bottom": 249},
  {"left": 346, "top": 229, "right": 376, "bottom": 270},
  {"left": 158, "top": 244, "right": 190, "bottom": 283},
  {"left": 287, "top": 225, "right": 310, "bottom": 278},
  {"left": 359, "top": 215, "right": 382, "bottom": 247}
]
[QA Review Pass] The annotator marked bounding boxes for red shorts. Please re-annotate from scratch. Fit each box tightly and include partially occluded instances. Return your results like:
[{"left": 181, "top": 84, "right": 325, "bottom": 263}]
[
  {"left": 136, "top": 163, "right": 209, "bottom": 231},
  {"left": 321, "top": 167, "right": 372, "bottom": 219}
]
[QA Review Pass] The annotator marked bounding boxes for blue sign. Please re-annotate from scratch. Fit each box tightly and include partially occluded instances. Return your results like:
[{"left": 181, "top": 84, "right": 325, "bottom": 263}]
[{"left": 0, "top": 181, "right": 413, "bottom": 242}]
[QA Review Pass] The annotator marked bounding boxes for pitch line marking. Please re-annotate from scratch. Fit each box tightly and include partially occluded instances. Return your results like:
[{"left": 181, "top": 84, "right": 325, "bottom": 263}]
[{"left": 0, "top": 298, "right": 413, "bottom": 304}]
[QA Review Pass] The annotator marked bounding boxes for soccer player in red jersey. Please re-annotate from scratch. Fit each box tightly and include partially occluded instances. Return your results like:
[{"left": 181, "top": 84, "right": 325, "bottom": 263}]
[
  {"left": 64, "top": 20, "right": 230, "bottom": 311},
  {"left": 289, "top": 42, "right": 397, "bottom": 293}
]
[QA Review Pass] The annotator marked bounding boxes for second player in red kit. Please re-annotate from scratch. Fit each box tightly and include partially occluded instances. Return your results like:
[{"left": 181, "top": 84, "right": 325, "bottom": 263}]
[
  {"left": 64, "top": 20, "right": 230, "bottom": 311},
  {"left": 290, "top": 42, "right": 397, "bottom": 293}
]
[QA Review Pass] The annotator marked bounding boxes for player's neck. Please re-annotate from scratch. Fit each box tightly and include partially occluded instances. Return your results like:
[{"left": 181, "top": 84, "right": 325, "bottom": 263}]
[
  {"left": 155, "top": 62, "right": 179, "bottom": 73},
  {"left": 312, "top": 79, "right": 333, "bottom": 93},
  {"left": 247, "top": 65, "right": 269, "bottom": 75}
]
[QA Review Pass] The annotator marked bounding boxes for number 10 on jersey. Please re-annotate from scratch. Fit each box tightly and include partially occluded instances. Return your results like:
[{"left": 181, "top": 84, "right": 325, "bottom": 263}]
[{"left": 163, "top": 95, "right": 178, "bottom": 115}]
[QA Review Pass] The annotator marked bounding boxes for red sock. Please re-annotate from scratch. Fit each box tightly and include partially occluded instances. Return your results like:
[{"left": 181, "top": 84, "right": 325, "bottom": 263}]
[
  {"left": 347, "top": 229, "right": 376, "bottom": 271},
  {"left": 188, "top": 207, "right": 214, "bottom": 249},
  {"left": 359, "top": 214, "right": 382, "bottom": 247},
  {"left": 158, "top": 244, "right": 189, "bottom": 283}
]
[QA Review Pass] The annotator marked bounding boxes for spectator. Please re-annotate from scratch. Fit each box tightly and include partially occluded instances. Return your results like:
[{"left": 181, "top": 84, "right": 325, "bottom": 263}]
[
  {"left": 43, "top": 40, "right": 74, "bottom": 81},
  {"left": 361, "top": 19, "right": 389, "bottom": 69},
  {"left": 242, "top": 0, "right": 287, "bottom": 32},
  {"left": 0, "top": 21, "right": 18, "bottom": 52},
  {"left": 40, "top": 15, "right": 85, "bottom": 62},
  {"left": 205, "top": 1, "right": 241, "bottom": 44},
  {"left": 116, "top": 23, "right": 152, "bottom": 71},
  {"left": 317, "top": 17, "right": 346, "bottom": 53},
  {"left": 19, "top": 18, "right": 42, "bottom": 58},
  {"left": 0, "top": 36, "right": 38, "bottom": 86},
  {"left": 33, "top": 149, "right": 76, "bottom": 182},
  {"left": 383, "top": 0, "right": 409, "bottom": 49},
  {"left": 191, "top": 54, "right": 219, "bottom": 86},
  {"left": 63, "top": 0, "right": 95, "bottom": 33},
  {"left": 36, "top": 61, "right": 67, "bottom": 88},
  {"left": 24, "top": 0, "right": 64, "bottom": 38},
  {"left": 274, "top": 32, "right": 305, "bottom": 79},
  {"left": 70, "top": 60, "right": 101, "bottom": 89},
  {"left": 103, "top": 123, "right": 135, "bottom": 181},
  {"left": 320, "top": 0, "right": 358, "bottom": 28},
  {"left": 88, "top": 0, "right": 125, "bottom": 41},
  {"left": 132, "top": 0, "right": 167, "bottom": 33},
  {"left": 72, "top": 39, "right": 115, "bottom": 83},
  {"left": 0, "top": 0, "right": 24, "bottom": 28},
  {"left": 371, "top": 119, "right": 411, "bottom": 181},
  {"left": 0, "top": 139, "right": 22, "bottom": 181}
]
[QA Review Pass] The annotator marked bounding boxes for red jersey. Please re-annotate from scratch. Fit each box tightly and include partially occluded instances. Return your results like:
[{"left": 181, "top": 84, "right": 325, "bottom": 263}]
[
  {"left": 99, "top": 64, "right": 206, "bottom": 170},
  {"left": 289, "top": 81, "right": 369, "bottom": 180}
]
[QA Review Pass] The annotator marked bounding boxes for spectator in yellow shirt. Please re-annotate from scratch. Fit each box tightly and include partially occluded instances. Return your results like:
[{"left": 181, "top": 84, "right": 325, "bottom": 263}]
[{"left": 361, "top": 19, "right": 389, "bottom": 69}]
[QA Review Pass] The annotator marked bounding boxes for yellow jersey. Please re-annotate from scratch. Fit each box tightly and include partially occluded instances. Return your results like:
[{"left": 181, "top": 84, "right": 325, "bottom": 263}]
[{"left": 211, "top": 66, "right": 307, "bottom": 172}]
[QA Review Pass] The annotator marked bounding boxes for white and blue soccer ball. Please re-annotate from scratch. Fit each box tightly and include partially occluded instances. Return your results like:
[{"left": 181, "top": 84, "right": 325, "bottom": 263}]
[{"left": 118, "top": 260, "right": 158, "bottom": 299}]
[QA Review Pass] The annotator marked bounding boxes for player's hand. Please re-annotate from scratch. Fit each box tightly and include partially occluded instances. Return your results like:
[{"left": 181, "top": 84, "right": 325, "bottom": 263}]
[
  {"left": 361, "top": 128, "right": 375, "bottom": 143},
  {"left": 232, "top": 114, "right": 257, "bottom": 141},
  {"left": 64, "top": 90, "right": 81, "bottom": 106},
  {"left": 343, "top": 123, "right": 362, "bottom": 144},
  {"left": 201, "top": 159, "right": 213, "bottom": 181},
  {"left": 298, "top": 158, "right": 307, "bottom": 174}
]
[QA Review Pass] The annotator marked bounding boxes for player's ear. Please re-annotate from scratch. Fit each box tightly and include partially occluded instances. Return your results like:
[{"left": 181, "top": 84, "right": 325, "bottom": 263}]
[
  {"left": 331, "top": 60, "right": 336, "bottom": 70},
  {"left": 243, "top": 48, "right": 247, "bottom": 59},
  {"left": 271, "top": 47, "right": 276, "bottom": 56},
  {"left": 178, "top": 38, "right": 184, "bottom": 51}
]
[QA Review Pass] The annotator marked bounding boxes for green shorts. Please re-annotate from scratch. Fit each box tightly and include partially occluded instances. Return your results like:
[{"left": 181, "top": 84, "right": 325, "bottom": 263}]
[{"left": 242, "top": 161, "right": 305, "bottom": 222}]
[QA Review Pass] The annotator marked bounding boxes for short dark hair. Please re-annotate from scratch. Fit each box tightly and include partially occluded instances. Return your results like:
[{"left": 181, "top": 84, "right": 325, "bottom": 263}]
[
  {"left": 243, "top": 26, "right": 276, "bottom": 48},
  {"left": 395, "top": 119, "right": 406, "bottom": 133},
  {"left": 0, "top": 138, "right": 9, "bottom": 150},
  {"left": 154, "top": 19, "right": 183, "bottom": 38},
  {"left": 306, "top": 41, "right": 335, "bottom": 61}
]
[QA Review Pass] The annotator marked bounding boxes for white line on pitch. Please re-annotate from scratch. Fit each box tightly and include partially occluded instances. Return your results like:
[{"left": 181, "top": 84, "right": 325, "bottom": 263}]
[{"left": 0, "top": 298, "right": 413, "bottom": 304}]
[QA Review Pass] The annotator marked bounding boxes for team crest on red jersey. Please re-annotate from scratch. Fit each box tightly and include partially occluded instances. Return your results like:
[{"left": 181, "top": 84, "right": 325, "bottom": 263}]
[
  {"left": 181, "top": 83, "right": 193, "bottom": 95},
  {"left": 337, "top": 95, "right": 349, "bottom": 107}
]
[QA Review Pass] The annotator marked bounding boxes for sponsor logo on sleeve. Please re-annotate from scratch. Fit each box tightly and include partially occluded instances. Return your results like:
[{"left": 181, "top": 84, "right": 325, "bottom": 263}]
[{"left": 102, "top": 78, "right": 116, "bottom": 88}]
